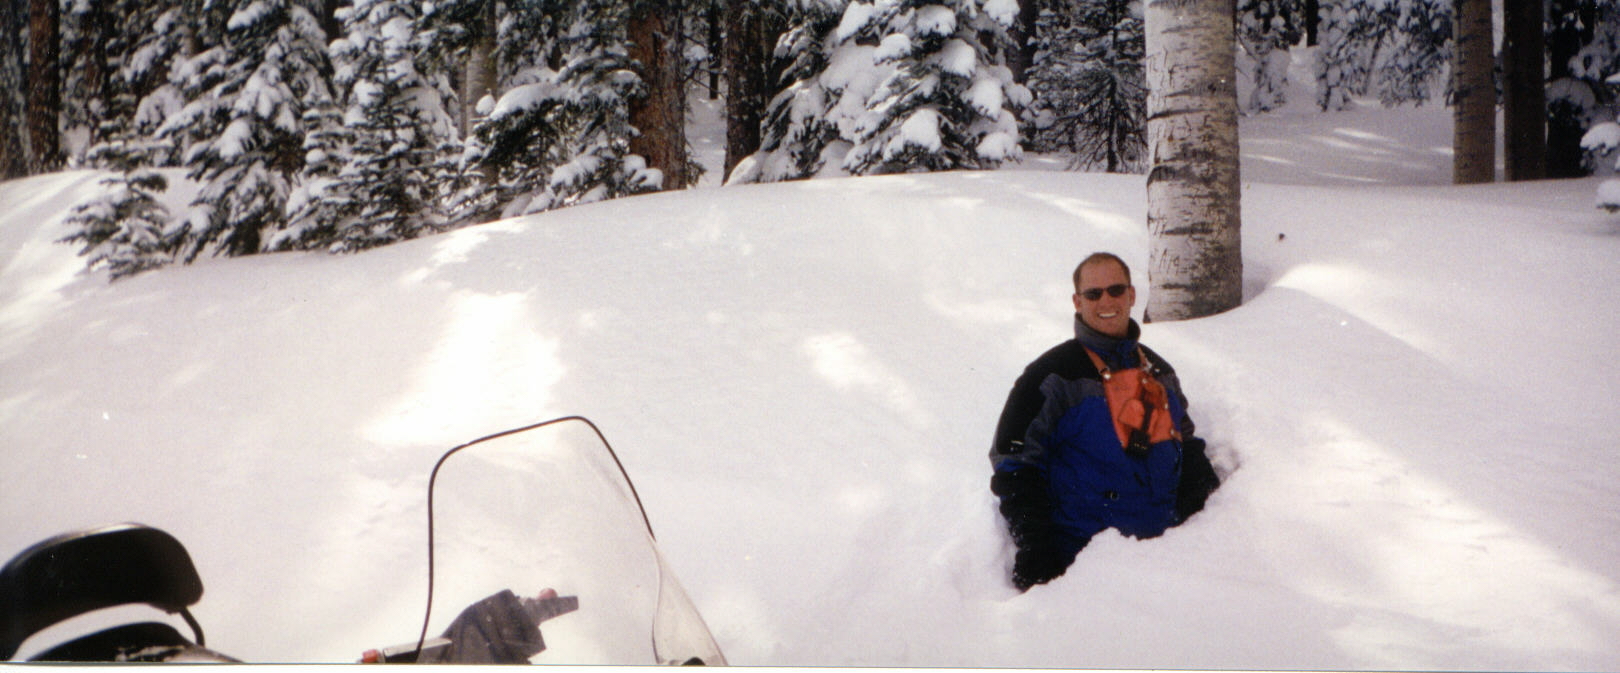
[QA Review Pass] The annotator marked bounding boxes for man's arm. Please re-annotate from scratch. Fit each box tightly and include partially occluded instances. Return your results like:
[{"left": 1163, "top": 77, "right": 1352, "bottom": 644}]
[
  {"left": 990, "top": 367, "right": 1078, "bottom": 591},
  {"left": 990, "top": 464, "right": 1076, "bottom": 591},
  {"left": 1175, "top": 439, "right": 1219, "bottom": 520},
  {"left": 1168, "top": 379, "right": 1220, "bottom": 522}
]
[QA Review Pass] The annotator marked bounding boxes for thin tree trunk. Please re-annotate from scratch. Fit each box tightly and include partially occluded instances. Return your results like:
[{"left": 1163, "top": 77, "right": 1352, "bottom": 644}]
[
  {"left": 1452, "top": 0, "right": 1495, "bottom": 184},
  {"left": 721, "top": 0, "right": 780, "bottom": 181},
  {"left": 1303, "top": 0, "right": 1319, "bottom": 46},
  {"left": 1010, "top": 0, "right": 1040, "bottom": 84},
  {"left": 707, "top": 0, "right": 721, "bottom": 100},
  {"left": 77, "top": 6, "right": 101, "bottom": 144},
  {"left": 26, "top": 0, "right": 60, "bottom": 173},
  {"left": 319, "top": 0, "right": 343, "bottom": 44},
  {"left": 1502, "top": 0, "right": 1544, "bottom": 181},
  {"left": 462, "top": 0, "right": 497, "bottom": 137},
  {"left": 628, "top": 0, "right": 689, "bottom": 190},
  {"left": 1, "top": 0, "right": 28, "bottom": 178},
  {"left": 1143, "top": 0, "right": 1243, "bottom": 322},
  {"left": 464, "top": 0, "right": 497, "bottom": 179}
]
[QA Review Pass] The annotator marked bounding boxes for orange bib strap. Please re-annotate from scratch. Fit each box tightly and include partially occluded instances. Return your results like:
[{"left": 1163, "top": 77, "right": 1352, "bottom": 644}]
[{"left": 1084, "top": 347, "right": 1181, "bottom": 453}]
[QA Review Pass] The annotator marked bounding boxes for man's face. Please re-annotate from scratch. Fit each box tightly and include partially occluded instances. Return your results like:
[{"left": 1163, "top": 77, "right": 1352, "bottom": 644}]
[{"left": 1073, "top": 260, "right": 1135, "bottom": 338}]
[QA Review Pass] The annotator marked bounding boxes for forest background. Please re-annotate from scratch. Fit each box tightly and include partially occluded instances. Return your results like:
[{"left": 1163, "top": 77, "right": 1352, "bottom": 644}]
[{"left": 2, "top": 0, "right": 1620, "bottom": 281}]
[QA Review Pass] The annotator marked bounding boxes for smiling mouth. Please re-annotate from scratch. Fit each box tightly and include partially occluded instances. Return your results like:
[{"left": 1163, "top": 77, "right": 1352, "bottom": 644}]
[{"left": 1098, "top": 312, "right": 1120, "bottom": 319}]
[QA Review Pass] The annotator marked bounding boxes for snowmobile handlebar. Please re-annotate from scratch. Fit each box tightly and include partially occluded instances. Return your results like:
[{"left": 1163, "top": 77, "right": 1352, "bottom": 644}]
[{"left": 361, "top": 589, "right": 580, "bottom": 664}]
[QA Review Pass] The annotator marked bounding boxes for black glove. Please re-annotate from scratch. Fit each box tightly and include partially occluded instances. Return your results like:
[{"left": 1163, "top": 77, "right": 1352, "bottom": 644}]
[
  {"left": 1012, "top": 541, "right": 1078, "bottom": 591},
  {"left": 991, "top": 468, "right": 1054, "bottom": 547},
  {"left": 1175, "top": 437, "right": 1220, "bottom": 521},
  {"left": 993, "top": 468, "right": 1079, "bottom": 591}
]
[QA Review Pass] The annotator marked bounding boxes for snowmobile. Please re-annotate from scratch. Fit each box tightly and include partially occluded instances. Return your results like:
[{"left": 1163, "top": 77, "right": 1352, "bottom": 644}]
[{"left": 0, "top": 416, "right": 728, "bottom": 664}]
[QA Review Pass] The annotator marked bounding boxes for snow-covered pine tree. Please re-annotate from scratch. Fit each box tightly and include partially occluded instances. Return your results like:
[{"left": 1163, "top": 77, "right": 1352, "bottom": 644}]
[
  {"left": 1542, "top": 0, "right": 1607, "bottom": 177},
  {"left": 1237, "top": 0, "right": 1301, "bottom": 114},
  {"left": 450, "top": 0, "right": 561, "bottom": 219},
  {"left": 1026, "top": 0, "right": 1147, "bottom": 172},
  {"left": 1570, "top": 0, "right": 1620, "bottom": 206},
  {"left": 1561, "top": 0, "right": 1620, "bottom": 90},
  {"left": 725, "top": 0, "right": 849, "bottom": 184},
  {"left": 414, "top": 0, "right": 496, "bottom": 221},
  {"left": 158, "top": 0, "right": 334, "bottom": 261},
  {"left": 532, "top": 0, "right": 660, "bottom": 211},
  {"left": 119, "top": 2, "right": 192, "bottom": 168},
  {"left": 1023, "top": 0, "right": 1066, "bottom": 148},
  {"left": 839, "top": 0, "right": 1028, "bottom": 175},
  {"left": 56, "top": 0, "right": 198, "bottom": 279},
  {"left": 1313, "top": 0, "right": 1384, "bottom": 110},
  {"left": 1314, "top": 0, "right": 1450, "bottom": 111},
  {"left": 283, "top": 92, "right": 350, "bottom": 238},
  {"left": 62, "top": 0, "right": 132, "bottom": 157},
  {"left": 450, "top": 0, "right": 658, "bottom": 217},
  {"left": 1547, "top": 0, "right": 1620, "bottom": 177},
  {"left": 58, "top": 143, "right": 177, "bottom": 280},
  {"left": 1376, "top": 0, "right": 1448, "bottom": 107},
  {"left": 498, "top": 0, "right": 568, "bottom": 79},
  {"left": 415, "top": 0, "right": 491, "bottom": 135},
  {"left": 279, "top": 0, "right": 459, "bottom": 252},
  {"left": 62, "top": 0, "right": 190, "bottom": 167},
  {"left": 1582, "top": 114, "right": 1620, "bottom": 210}
]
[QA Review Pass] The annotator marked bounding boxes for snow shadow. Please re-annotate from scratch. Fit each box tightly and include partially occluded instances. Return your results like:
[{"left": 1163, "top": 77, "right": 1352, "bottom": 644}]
[{"left": 1158, "top": 285, "right": 1620, "bottom": 669}]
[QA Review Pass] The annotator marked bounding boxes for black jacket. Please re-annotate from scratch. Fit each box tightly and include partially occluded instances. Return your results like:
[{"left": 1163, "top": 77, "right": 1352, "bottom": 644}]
[{"left": 990, "top": 317, "right": 1220, "bottom": 583}]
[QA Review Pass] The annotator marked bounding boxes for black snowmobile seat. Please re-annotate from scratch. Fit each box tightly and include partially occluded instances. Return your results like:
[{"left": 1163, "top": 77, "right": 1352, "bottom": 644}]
[{"left": 0, "top": 523, "right": 205, "bottom": 660}]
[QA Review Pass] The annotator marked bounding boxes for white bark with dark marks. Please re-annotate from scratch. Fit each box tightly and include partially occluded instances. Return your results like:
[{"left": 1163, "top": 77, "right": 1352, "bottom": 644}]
[{"left": 1143, "top": 0, "right": 1243, "bottom": 322}]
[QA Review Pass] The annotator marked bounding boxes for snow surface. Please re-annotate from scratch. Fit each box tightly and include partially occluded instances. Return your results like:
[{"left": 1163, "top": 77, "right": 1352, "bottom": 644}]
[{"left": 4, "top": 53, "right": 1620, "bottom": 670}]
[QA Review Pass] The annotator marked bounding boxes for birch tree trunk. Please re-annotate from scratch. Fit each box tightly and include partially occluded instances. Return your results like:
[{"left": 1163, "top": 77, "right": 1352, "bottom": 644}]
[
  {"left": 463, "top": 0, "right": 497, "bottom": 184},
  {"left": 1452, "top": 0, "right": 1495, "bottom": 184},
  {"left": 1143, "top": 0, "right": 1243, "bottom": 323},
  {"left": 462, "top": 0, "right": 498, "bottom": 140}
]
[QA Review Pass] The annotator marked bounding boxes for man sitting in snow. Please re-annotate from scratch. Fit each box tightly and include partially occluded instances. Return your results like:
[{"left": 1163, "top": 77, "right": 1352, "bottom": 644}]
[{"left": 989, "top": 252, "right": 1220, "bottom": 591}]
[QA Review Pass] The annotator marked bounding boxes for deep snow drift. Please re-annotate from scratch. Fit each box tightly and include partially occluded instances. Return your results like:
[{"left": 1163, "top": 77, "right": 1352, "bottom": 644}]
[{"left": 5, "top": 85, "right": 1620, "bottom": 669}]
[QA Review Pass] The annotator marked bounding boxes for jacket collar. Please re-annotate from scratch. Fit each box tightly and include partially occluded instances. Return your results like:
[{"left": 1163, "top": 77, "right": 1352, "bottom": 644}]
[{"left": 1074, "top": 314, "right": 1141, "bottom": 370}]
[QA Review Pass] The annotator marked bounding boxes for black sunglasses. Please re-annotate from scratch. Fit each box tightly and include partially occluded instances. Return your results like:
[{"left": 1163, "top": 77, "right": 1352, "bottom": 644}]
[{"left": 1079, "top": 284, "right": 1130, "bottom": 301}]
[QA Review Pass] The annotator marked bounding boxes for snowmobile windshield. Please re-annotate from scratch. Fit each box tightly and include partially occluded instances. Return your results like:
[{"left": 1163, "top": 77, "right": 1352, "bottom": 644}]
[{"left": 422, "top": 418, "right": 725, "bottom": 665}]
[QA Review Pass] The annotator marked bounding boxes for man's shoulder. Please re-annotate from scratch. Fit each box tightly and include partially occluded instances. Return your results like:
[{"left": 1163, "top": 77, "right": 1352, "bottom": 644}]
[
  {"left": 1022, "top": 340, "right": 1180, "bottom": 380},
  {"left": 1022, "top": 339, "right": 1099, "bottom": 381},
  {"left": 1138, "top": 343, "right": 1178, "bottom": 374}
]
